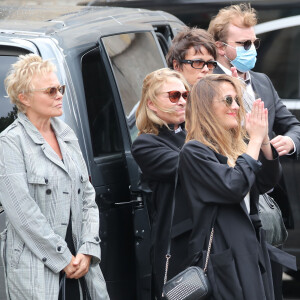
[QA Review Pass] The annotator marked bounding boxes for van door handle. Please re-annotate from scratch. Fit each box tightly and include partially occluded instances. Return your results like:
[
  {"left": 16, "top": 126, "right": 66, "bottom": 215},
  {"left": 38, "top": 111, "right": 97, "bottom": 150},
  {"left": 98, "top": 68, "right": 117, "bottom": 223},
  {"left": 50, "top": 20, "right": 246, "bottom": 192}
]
[{"left": 114, "top": 195, "right": 143, "bottom": 208}]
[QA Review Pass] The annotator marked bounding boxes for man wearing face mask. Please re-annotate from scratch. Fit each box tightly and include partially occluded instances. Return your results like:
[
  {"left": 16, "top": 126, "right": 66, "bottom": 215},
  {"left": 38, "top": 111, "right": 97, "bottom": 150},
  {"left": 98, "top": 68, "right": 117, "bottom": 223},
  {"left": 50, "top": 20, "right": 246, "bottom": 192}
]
[
  {"left": 208, "top": 4, "right": 300, "bottom": 300},
  {"left": 208, "top": 3, "right": 300, "bottom": 158}
]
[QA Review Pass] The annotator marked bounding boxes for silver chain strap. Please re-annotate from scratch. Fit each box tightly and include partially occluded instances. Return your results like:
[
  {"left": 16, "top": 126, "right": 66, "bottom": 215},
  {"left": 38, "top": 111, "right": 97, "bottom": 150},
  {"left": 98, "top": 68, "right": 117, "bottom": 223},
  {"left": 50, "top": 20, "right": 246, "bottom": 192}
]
[
  {"left": 204, "top": 227, "right": 214, "bottom": 272},
  {"left": 163, "top": 226, "right": 214, "bottom": 288},
  {"left": 163, "top": 254, "right": 171, "bottom": 285}
]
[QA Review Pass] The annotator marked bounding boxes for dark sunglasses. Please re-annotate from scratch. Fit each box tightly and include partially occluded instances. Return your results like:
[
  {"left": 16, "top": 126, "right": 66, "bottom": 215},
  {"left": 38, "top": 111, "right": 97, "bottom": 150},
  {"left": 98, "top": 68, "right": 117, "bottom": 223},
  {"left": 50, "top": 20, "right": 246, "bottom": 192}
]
[
  {"left": 235, "top": 38, "right": 260, "bottom": 51},
  {"left": 222, "top": 95, "right": 240, "bottom": 107},
  {"left": 180, "top": 59, "right": 218, "bottom": 70},
  {"left": 30, "top": 85, "right": 66, "bottom": 98},
  {"left": 164, "top": 90, "right": 189, "bottom": 103}
]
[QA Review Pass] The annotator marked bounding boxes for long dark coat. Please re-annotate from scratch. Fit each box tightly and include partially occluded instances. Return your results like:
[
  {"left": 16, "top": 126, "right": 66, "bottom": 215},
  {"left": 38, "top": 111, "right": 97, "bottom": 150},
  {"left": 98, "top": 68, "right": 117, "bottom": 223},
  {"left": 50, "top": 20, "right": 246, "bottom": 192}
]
[
  {"left": 179, "top": 140, "right": 296, "bottom": 300},
  {"left": 131, "top": 125, "right": 191, "bottom": 299},
  {"left": 214, "top": 65, "right": 300, "bottom": 299}
]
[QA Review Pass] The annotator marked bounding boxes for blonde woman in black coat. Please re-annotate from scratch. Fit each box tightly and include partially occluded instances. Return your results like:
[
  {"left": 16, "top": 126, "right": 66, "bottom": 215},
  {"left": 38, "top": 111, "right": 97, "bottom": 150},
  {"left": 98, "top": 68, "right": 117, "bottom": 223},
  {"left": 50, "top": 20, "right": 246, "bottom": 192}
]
[
  {"left": 131, "top": 68, "right": 191, "bottom": 299},
  {"left": 179, "top": 74, "right": 296, "bottom": 300}
]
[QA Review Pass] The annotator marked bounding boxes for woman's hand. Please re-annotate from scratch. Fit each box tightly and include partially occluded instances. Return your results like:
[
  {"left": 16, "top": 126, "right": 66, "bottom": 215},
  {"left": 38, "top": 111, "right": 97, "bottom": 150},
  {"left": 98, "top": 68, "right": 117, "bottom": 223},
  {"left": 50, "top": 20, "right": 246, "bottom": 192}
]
[
  {"left": 246, "top": 99, "right": 268, "bottom": 144},
  {"left": 68, "top": 253, "right": 92, "bottom": 279},
  {"left": 63, "top": 255, "right": 78, "bottom": 278},
  {"left": 245, "top": 99, "right": 272, "bottom": 160}
]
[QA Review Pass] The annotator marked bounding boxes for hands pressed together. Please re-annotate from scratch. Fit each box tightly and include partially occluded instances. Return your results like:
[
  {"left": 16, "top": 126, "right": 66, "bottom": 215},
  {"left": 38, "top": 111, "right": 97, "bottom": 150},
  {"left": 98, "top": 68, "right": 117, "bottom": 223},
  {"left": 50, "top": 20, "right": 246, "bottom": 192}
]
[
  {"left": 63, "top": 253, "right": 92, "bottom": 279},
  {"left": 245, "top": 98, "right": 294, "bottom": 156},
  {"left": 245, "top": 99, "right": 273, "bottom": 160},
  {"left": 246, "top": 98, "right": 269, "bottom": 146}
]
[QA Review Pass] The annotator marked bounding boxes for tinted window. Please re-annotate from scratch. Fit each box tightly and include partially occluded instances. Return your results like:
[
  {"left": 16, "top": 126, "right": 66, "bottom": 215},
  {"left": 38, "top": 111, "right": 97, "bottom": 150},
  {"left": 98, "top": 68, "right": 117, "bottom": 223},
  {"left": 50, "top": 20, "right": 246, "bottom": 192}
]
[
  {"left": 82, "top": 48, "right": 123, "bottom": 158},
  {"left": 155, "top": 25, "right": 174, "bottom": 57},
  {"left": 102, "top": 32, "right": 165, "bottom": 141},
  {"left": 256, "top": 26, "right": 300, "bottom": 99},
  {"left": 0, "top": 56, "right": 19, "bottom": 133}
]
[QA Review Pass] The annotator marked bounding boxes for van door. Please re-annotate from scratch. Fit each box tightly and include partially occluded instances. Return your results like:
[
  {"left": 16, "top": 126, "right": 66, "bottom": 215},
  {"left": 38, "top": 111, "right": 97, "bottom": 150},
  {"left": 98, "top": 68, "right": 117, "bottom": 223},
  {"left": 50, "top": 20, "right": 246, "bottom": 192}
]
[
  {"left": 101, "top": 31, "right": 167, "bottom": 300},
  {"left": 81, "top": 30, "right": 167, "bottom": 300}
]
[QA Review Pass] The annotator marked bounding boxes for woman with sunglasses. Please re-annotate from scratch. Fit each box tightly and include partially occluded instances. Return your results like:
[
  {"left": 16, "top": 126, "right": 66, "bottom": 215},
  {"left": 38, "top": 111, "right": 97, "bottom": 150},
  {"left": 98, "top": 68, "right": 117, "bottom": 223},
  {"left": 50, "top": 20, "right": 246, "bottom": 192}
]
[
  {"left": 0, "top": 54, "right": 109, "bottom": 300},
  {"left": 131, "top": 68, "right": 190, "bottom": 299},
  {"left": 179, "top": 74, "right": 295, "bottom": 299}
]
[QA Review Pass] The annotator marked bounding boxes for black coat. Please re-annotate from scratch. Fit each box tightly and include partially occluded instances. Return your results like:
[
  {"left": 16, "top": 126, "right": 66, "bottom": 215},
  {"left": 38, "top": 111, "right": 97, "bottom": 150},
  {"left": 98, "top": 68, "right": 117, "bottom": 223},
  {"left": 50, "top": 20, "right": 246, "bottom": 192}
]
[
  {"left": 214, "top": 65, "right": 300, "bottom": 299},
  {"left": 179, "top": 140, "right": 296, "bottom": 300},
  {"left": 131, "top": 125, "right": 191, "bottom": 299}
]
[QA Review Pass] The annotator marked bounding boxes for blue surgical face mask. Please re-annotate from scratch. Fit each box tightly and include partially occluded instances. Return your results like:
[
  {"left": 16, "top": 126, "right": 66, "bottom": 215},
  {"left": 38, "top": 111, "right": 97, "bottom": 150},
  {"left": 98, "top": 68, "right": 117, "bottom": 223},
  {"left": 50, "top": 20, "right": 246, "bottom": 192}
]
[{"left": 224, "top": 43, "right": 257, "bottom": 73}]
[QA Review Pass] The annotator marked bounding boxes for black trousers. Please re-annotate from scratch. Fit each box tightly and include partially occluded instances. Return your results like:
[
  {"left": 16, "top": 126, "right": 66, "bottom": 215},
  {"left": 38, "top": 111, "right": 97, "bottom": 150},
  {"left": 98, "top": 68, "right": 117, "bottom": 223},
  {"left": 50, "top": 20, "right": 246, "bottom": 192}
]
[{"left": 58, "top": 213, "right": 81, "bottom": 300}]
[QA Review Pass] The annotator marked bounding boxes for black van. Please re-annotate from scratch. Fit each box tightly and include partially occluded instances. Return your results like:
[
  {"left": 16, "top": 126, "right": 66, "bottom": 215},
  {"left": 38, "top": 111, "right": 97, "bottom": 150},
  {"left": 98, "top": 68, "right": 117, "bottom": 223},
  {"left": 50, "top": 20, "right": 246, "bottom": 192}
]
[{"left": 0, "top": 5, "right": 184, "bottom": 300}]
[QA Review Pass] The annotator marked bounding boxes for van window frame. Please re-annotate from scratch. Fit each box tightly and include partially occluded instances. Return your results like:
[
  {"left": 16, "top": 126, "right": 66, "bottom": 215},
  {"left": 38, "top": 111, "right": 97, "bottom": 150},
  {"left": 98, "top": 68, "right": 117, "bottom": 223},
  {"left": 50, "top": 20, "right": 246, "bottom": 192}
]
[
  {"left": 97, "top": 29, "right": 167, "bottom": 190},
  {"left": 98, "top": 29, "right": 167, "bottom": 146}
]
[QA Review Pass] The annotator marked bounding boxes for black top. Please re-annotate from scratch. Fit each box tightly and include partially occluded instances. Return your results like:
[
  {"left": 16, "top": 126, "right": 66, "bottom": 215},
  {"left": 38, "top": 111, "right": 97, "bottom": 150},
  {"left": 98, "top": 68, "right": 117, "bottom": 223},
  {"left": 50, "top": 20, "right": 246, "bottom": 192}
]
[
  {"left": 59, "top": 213, "right": 81, "bottom": 300},
  {"left": 132, "top": 124, "right": 192, "bottom": 298}
]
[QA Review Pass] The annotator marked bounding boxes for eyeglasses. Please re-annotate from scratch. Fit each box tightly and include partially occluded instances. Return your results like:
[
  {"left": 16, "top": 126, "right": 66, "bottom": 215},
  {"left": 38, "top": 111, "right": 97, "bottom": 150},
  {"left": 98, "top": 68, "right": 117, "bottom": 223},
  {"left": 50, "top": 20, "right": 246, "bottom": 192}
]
[
  {"left": 231, "top": 39, "right": 260, "bottom": 51},
  {"left": 221, "top": 95, "right": 240, "bottom": 107},
  {"left": 163, "top": 90, "right": 189, "bottom": 103},
  {"left": 29, "top": 85, "right": 66, "bottom": 98},
  {"left": 180, "top": 59, "right": 218, "bottom": 70}
]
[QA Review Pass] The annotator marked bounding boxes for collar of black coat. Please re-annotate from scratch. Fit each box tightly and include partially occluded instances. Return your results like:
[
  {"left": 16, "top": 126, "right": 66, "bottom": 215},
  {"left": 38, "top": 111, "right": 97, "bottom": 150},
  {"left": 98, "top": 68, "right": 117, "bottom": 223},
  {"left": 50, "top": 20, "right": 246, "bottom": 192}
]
[
  {"left": 158, "top": 123, "right": 186, "bottom": 149},
  {"left": 17, "top": 112, "right": 78, "bottom": 144},
  {"left": 213, "top": 150, "right": 228, "bottom": 165},
  {"left": 161, "top": 122, "right": 186, "bottom": 131}
]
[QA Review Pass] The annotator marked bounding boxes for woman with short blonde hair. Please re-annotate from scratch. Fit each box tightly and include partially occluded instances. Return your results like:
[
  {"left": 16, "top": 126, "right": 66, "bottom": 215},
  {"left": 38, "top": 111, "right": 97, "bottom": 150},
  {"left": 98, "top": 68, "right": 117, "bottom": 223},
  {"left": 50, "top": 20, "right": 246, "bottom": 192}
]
[
  {"left": 5, "top": 54, "right": 56, "bottom": 113},
  {"left": 0, "top": 54, "right": 109, "bottom": 300}
]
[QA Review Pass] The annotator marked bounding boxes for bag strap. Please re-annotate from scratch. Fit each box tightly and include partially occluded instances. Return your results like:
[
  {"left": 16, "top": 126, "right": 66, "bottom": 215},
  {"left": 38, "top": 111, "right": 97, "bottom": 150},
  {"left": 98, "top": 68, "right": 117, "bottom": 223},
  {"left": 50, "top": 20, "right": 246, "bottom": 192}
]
[
  {"left": 79, "top": 277, "right": 92, "bottom": 300},
  {"left": 59, "top": 273, "right": 92, "bottom": 300},
  {"left": 59, "top": 274, "right": 66, "bottom": 300},
  {"left": 163, "top": 156, "right": 217, "bottom": 285},
  {"left": 162, "top": 157, "right": 179, "bottom": 286}
]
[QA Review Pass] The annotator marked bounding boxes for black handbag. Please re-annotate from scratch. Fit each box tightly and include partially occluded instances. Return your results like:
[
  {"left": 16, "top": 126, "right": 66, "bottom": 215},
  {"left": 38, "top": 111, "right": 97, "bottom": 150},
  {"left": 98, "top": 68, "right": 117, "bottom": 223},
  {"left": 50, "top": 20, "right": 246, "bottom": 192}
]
[
  {"left": 258, "top": 193, "right": 288, "bottom": 247},
  {"left": 59, "top": 274, "right": 92, "bottom": 300},
  {"left": 162, "top": 230, "right": 213, "bottom": 300},
  {"left": 161, "top": 158, "right": 213, "bottom": 300}
]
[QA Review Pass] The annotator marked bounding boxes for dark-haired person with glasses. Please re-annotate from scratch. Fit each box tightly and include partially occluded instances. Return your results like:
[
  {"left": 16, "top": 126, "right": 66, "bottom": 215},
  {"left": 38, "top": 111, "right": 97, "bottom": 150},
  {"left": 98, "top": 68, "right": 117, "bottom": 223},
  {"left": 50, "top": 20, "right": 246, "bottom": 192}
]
[
  {"left": 166, "top": 26, "right": 218, "bottom": 86},
  {"left": 0, "top": 54, "right": 109, "bottom": 300},
  {"left": 208, "top": 4, "right": 300, "bottom": 300},
  {"left": 131, "top": 68, "right": 191, "bottom": 299},
  {"left": 180, "top": 73, "right": 295, "bottom": 300}
]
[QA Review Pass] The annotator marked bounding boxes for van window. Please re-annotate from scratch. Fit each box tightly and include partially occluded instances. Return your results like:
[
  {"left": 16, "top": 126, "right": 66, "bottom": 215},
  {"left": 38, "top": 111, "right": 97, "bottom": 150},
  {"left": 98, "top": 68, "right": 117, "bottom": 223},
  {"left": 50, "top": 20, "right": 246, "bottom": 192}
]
[
  {"left": 256, "top": 26, "right": 300, "bottom": 99},
  {"left": 0, "top": 56, "right": 19, "bottom": 133},
  {"left": 82, "top": 48, "right": 123, "bottom": 158},
  {"left": 155, "top": 25, "right": 173, "bottom": 56},
  {"left": 102, "top": 32, "right": 165, "bottom": 141}
]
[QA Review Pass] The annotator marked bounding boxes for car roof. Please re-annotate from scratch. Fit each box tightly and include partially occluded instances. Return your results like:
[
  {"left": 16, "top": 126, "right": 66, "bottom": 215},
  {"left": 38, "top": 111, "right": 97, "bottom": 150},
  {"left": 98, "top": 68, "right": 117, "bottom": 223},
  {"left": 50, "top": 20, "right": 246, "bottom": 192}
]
[
  {"left": 0, "top": 5, "right": 181, "bottom": 35},
  {"left": 255, "top": 15, "right": 300, "bottom": 34},
  {"left": 0, "top": 5, "right": 183, "bottom": 53}
]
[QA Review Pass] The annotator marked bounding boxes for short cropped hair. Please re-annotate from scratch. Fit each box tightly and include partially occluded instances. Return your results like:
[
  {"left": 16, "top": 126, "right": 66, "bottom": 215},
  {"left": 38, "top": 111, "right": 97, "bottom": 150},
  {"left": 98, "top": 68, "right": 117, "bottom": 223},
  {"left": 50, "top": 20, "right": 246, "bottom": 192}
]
[
  {"left": 208, "top": 3, "right": 257, "bottom": 42},
  {"left": 136, "top": 68, "right": 189, "bottom": 135},
  {"left": 5, "top": 53, "right": 56, "bottom": 112},
  {"left": 166, "top": 26, "right": 217, "bottom": 69}
]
